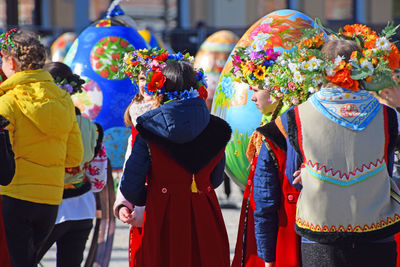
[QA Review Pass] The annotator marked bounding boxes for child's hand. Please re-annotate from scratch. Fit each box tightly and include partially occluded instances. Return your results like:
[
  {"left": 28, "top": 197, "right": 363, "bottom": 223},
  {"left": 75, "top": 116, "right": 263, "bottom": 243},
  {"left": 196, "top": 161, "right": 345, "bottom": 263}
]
[
  {"left": 265, "top": 262, "right": 275, "bottom": 267},
  {"left": 293, "top": 169, "right": 302, "bottom": 185},
  {"left": 118, "top": 206, "right": 133, "bottom": 224}
]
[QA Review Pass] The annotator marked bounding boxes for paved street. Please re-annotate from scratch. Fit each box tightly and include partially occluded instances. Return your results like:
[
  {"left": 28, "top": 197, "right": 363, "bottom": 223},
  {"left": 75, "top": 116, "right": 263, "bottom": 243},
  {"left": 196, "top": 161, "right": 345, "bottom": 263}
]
[{"left": 40, "top": 182, "right": 243, "bottom": 266}]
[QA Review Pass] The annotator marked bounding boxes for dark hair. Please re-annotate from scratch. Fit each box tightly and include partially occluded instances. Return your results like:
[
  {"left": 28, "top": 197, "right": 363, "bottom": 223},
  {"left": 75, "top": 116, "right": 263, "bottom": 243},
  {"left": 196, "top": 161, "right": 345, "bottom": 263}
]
[
  {"left": 158, "top": 61, "right": 198, "bottom": 105},
  {"left": 1, "top": 30, "right": 46, "bottom": 70},
  {"left": 43, "top": 62, "right": 85, "bottom": 95},
  {"left": 321, "top": 39, "right": 361, "bottom": 62}
]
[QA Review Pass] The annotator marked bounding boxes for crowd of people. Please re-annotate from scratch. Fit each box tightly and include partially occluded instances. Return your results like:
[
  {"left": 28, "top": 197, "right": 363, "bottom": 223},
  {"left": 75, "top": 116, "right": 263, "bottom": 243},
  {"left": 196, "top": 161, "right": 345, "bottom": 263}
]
[{"left": 0, "top": 15, "right": 400, "bottom": 267}]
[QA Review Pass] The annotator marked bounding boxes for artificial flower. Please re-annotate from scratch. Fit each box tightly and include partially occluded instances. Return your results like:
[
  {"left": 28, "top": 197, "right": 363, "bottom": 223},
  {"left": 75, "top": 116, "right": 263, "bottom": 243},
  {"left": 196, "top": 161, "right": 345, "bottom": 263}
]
[
  {"left": 146, "top": 70, "right": 166, "bottom": 93},
  {"left": 327, "top": 67, "right": 359, "bottom": 91}
]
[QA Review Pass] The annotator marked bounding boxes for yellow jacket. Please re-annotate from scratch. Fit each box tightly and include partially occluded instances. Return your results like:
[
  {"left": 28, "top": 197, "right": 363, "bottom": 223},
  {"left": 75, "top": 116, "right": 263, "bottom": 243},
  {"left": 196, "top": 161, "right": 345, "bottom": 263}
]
[{"left": 0, "top": 69, "right": 83, "bottom": 205}]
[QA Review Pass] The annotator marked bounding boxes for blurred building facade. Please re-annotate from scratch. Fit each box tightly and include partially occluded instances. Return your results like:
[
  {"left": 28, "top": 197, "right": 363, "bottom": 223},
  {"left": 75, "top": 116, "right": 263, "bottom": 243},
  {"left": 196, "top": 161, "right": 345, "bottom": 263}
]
[{"left": 0, "top": 0, "right": 399, "bottom": 53}]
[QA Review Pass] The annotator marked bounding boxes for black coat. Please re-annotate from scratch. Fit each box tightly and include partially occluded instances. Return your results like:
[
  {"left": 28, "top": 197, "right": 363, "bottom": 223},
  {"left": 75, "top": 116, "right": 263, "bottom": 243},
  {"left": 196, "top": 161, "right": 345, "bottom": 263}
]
[{"left": 0, "top": 115, "right": 15, "bottom": 186}]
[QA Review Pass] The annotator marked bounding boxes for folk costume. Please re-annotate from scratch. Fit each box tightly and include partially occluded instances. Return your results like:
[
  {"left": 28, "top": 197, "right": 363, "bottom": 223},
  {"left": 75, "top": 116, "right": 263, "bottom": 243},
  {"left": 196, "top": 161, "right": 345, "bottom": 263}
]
[
  {"left": 229, "top": 24, "right": 316, "bottom": 265},
  {"left": 120, "top": 97, "right": 231, "bottom": 267},
  {"left": 232, "top": 109, "right": 302, "bottom": 267},
  {"left": 231, "top": 131, "right": 266, "bottom": 267},
  {"left": 283, "top": 87, "right": 400, "bottom": 266}
]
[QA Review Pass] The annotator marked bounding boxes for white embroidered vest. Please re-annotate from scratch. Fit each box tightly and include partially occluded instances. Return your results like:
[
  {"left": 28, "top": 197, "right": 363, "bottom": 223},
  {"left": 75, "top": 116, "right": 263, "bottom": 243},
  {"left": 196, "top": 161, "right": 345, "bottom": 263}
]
[{"left": 294, "top": 101, "right": 400, "bottom": 243}]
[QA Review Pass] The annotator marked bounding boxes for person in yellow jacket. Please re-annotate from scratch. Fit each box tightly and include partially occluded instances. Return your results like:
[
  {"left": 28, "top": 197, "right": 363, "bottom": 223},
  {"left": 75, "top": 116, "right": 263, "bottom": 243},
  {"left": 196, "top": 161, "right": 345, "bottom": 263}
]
[{"left": 0, "top": 29, "right": 83, "bottom": 267}]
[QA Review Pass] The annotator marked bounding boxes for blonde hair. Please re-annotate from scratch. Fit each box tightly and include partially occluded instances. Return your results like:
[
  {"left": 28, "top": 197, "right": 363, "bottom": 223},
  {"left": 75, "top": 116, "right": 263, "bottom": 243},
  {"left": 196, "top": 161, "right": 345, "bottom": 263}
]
[{"left": 1, "top": 30, "right": 45, "bottom": 70}]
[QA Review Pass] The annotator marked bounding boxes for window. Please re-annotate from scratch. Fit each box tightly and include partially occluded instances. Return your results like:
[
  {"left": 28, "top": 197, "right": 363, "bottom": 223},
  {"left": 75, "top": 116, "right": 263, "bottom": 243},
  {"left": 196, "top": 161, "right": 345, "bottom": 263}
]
[
  {"left": 325, "top": 0, "right": 354, "bottom": 21},
  {"left": 19, "top": 0, "right": 35, "bottom": 25}
]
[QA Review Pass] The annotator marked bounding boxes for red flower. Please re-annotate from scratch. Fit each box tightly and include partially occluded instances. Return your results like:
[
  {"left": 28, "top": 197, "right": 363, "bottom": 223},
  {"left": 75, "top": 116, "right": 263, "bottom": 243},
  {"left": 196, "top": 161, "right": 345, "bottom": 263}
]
[
  {"left": 120, "top": 40, "right": 129, "bottom": 48},
  {"left": 147, "top": 71, "right": 166, "bottom": 92},
  {"left": 327, "top": 68, "right": 359, "bottom": 91},
  {"left": 109, "top": 36, "right": 118, "bottom": 43},
  {"left": 96, "top": 47, "right": 105, "bottom": 55},
  {"left": 198, "top": 85, "right": 208, "bottom": 100},
  {"left": 110, "top": 65, "right": 119, "bottom": 72},
  {"left": 385, "top": 43, "right": 400, "bottom": 71},
  {"left": 154, "top": 52, "right": 169, "bottom": 61},
  {"left": 112, "top": 53, "right": 120, "bottom": 60},
  {"left": 100, "top": 69, "right": 109, "bottom": 78}
]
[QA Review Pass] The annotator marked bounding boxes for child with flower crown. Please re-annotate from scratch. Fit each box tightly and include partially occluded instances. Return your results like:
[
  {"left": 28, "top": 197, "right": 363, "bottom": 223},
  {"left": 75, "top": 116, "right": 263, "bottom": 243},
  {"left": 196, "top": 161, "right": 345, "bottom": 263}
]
[
  {"left": 270, "top": 23, "right": 400, "bottom": 266},
  {"left": 113, "top": 48, "right": 169, "bottom": 266},
  {"left": 36, "top": 62, "right": 107, "bottom": 267},
  {"left": 0, "top": 29, "right": 83, "bottom": 266},
  {"left": 119, "top": 57, "right": 231, "bottom": 266},
  {"left": 230, "top": 34, "right": 323, "bottom": 266}
]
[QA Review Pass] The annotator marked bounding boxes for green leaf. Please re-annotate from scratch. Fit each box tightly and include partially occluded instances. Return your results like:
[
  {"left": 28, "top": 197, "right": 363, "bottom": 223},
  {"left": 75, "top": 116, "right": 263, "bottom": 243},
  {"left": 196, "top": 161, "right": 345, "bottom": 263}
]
[
  {"left": 382, "top": 21, "right": 400, "bottom": 39},
  {"left": 360, "top": 72, "right": 396, "bottom": 91},
  {"left": 350, "top": 68, "right": 370, "bottom": 80}
]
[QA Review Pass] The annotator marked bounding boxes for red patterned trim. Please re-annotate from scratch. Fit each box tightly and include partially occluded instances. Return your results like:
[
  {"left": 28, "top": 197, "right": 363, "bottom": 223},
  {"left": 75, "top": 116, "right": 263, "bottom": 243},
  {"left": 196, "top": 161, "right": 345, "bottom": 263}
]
[
  {"left": 296, "top": 213, "right": 400, "bottom": 233},
  {"left": 305, "top": 157, "right": 385, "bottom": 180}
]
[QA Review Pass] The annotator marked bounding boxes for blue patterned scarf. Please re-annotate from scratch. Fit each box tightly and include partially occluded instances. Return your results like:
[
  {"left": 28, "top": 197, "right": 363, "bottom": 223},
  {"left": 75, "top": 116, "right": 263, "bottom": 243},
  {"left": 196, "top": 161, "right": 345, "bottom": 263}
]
[{"left": 310, "top": 87, "right": 380, "bottom": 131}]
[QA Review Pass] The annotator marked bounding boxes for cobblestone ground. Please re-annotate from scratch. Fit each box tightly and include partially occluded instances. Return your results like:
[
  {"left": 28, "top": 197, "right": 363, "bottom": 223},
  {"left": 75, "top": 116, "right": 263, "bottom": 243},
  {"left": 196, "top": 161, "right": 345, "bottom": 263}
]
[{"left": 39, "top": 181, "right": 243, "bottom": 267}]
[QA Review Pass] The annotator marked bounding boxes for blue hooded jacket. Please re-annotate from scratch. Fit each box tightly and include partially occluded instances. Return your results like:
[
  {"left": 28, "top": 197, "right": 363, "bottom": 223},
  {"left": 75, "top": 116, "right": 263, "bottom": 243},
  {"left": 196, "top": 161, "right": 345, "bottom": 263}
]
[{"left": 120, "top": 98, "right": 231, "bottom": 206}]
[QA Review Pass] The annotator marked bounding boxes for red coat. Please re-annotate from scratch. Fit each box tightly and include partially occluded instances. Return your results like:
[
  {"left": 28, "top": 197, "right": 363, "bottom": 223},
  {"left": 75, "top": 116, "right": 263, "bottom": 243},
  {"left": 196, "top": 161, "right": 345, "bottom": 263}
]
[
  {"left": 135, "top": 142, "right": 230, "bottom": 267},
  {"left": 265, "top": 138, "right": 301, "bottom": 267},
  {"left": 232, "top": 138, "right": 301, "bottom": 267}
]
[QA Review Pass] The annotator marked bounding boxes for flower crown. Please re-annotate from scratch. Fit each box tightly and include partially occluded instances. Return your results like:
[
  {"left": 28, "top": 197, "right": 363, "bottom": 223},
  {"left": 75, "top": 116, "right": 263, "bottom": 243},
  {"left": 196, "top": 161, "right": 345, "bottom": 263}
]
[
  {"left": 231, "top": 47, "right": 281, "bottom": 90},
  {"left": 54, "top": 76, "right": 83, "bottom": 95},
  {"left": 144, "top": 66, "right": 208, "bottom": 102},
  {"left": 0, "top": 28, "right": 19, "bottom": 52},
  {"left": 122, "top": 47, "right": 208, "bottom": 102},
  {"left": 122, "top": 48, "right": 170, "bottom": 82},
  {"left": 325, "top": 23, "right": 400, "bottom": 91},
  {"left": 261, "top": 21, "right": 400, "bottom": 107},
  {"left": 264, "top": 27, "right": 327, "bottom": 105}
]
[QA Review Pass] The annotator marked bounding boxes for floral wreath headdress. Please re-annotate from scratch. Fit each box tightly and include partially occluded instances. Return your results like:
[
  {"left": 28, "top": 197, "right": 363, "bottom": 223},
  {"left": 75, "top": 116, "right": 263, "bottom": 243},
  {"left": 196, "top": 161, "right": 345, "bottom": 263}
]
[
  {"left": 0, "top": 28, "right": 20, "bottom": 52},
  {"left": 230, "top": 46, "right": 281, "bottom": 90},
  {"left": 324, "top": 22, "right": 400, "bottom": 91},
  {"left": 264, "top": 26, "right": 328, "bottom": 106},
  {"left": 122, "top": 47, "right": 172, "bottom": 82},
  {"left": 122, "top": 48, "right": 208, "bottom": 102},
  {"left": 54, "top": 76, "right": 83, "bottom": 95},
  {"left": 260, "top": 20, "right": 400, "bottom": 109}
]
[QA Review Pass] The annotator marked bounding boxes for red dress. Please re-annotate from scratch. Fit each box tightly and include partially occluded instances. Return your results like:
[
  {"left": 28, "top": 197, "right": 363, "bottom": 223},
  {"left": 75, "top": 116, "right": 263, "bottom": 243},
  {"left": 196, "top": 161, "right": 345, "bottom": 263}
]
[{"left": 135, "top": 142, "right": 230, "bottom": 267}]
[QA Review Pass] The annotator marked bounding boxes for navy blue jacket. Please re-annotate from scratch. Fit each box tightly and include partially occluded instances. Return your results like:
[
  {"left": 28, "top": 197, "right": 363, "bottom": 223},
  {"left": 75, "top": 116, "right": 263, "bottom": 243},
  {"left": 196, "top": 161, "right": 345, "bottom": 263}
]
[
  {"left": 253, "top": 109, "right": 301, "bottom": 262},
  {"left": 120, "top": 98, "right": 230, "bottom": 206}
]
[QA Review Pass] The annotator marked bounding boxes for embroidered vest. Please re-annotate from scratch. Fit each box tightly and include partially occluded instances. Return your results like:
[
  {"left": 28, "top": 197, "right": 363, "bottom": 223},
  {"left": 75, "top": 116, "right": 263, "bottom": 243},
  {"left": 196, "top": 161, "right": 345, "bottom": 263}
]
[{"left": 293, "top": 101, "right": 400, "bottom": 243}]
